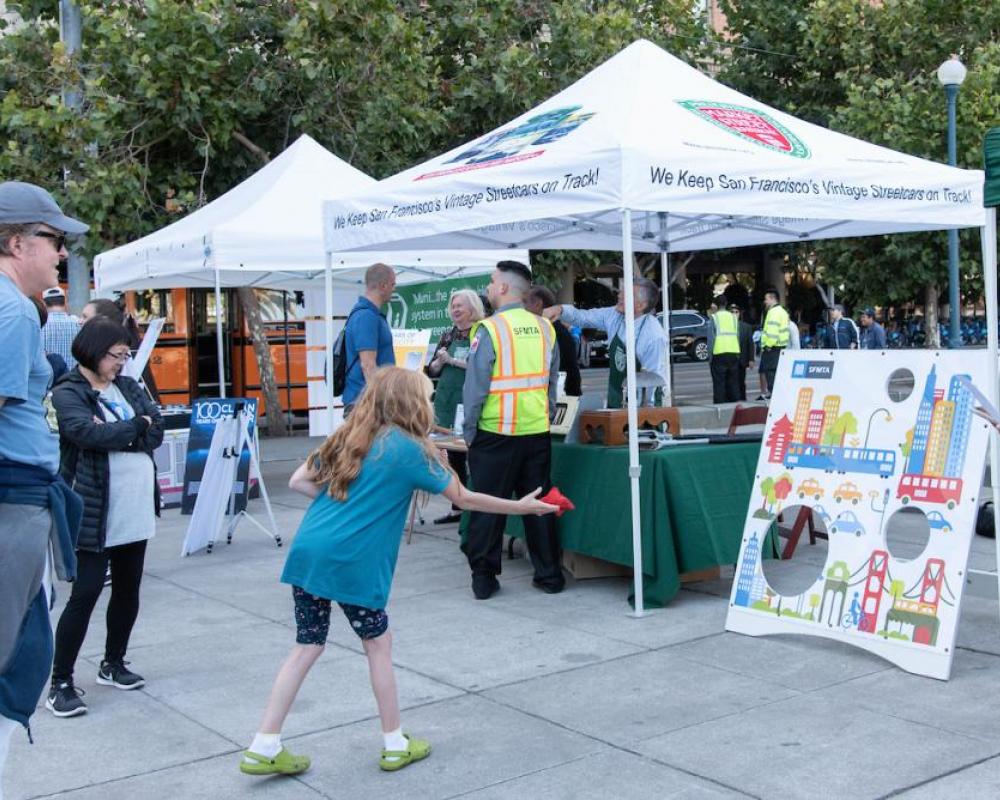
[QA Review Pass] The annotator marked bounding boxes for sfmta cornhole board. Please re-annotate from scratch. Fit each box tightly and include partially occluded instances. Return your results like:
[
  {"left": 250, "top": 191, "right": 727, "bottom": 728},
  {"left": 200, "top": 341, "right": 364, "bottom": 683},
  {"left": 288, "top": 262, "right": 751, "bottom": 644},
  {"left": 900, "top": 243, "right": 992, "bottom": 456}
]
[{"left": 725, "top": 351, "right": 990, "bottom": 680}]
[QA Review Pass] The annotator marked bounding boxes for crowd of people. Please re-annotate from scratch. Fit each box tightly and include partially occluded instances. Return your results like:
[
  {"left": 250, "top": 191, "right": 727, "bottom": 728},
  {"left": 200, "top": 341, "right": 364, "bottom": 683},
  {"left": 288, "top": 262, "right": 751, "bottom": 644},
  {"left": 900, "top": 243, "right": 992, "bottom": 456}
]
[{"left": 704, "top": 293, "right": 890, "bottom": 404}]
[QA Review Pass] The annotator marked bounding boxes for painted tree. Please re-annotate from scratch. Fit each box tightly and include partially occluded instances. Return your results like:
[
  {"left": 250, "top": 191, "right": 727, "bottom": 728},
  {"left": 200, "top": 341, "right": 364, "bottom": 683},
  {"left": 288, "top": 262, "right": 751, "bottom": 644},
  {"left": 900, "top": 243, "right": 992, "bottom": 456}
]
[
  {"left": 808, "top": 593, "right": 820, "bottom": 621},
  {"left": 900, "top": 428, "right": 914, "bottom": 458},
  {"left": 773, "top": 473, "right": 793, "bottom": 513},
  {"left": 822, "top": 412, "right": 859, "bottom": 447},
  {"left": 759, "top": 476, "right": 776, "bottom": 513}
]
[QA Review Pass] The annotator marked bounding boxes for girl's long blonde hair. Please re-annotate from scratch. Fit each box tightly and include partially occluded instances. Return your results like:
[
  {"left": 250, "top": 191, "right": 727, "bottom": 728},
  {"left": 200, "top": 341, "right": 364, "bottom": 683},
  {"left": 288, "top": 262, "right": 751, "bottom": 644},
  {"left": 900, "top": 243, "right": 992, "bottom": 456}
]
[{"left": 310, "top": 367, "right": 445, "bottom": 500}]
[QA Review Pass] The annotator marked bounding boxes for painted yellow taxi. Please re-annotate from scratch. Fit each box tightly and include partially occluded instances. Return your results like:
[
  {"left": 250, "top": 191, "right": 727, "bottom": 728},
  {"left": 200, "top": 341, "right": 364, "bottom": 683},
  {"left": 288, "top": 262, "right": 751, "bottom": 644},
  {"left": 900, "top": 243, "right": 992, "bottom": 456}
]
[{"left": 833, "top": 481, "right": 863, "bottom": 505}]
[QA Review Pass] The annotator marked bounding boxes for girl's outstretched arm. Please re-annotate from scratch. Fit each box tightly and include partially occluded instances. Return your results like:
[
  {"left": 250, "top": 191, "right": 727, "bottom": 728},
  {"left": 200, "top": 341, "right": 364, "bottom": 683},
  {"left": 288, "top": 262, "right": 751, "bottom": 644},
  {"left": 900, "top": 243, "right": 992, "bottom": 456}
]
[{"left": 441, "top": 476, "right": 557, "bottom": 516}]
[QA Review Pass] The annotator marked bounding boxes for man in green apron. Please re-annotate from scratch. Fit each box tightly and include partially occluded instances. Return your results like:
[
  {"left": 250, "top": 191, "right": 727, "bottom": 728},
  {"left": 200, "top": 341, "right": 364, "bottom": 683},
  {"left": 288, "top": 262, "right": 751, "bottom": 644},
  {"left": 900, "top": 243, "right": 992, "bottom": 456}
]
[{"left": 545, "top": 277, "right": 667, "bottom": 408}]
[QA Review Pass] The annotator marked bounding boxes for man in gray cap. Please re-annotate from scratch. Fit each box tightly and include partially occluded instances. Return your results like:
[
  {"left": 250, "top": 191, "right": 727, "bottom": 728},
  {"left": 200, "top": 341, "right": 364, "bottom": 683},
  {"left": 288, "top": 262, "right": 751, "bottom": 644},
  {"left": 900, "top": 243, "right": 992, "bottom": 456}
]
[{"left": 0, "top": 182, "right": 85, "bottom": 761}]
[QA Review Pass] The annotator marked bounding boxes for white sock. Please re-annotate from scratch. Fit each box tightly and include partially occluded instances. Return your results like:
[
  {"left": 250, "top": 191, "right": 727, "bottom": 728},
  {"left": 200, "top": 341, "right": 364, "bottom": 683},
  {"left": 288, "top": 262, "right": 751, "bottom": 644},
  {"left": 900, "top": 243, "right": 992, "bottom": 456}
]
[
  {"left": 246, "top": 732, "right": 282, "bottom": 760},
  {"left": 383, "top": 727, "right": 407, "bottom": 761},
  {"left": 0, "top": 717, "right": 19, "bottom": 800}
]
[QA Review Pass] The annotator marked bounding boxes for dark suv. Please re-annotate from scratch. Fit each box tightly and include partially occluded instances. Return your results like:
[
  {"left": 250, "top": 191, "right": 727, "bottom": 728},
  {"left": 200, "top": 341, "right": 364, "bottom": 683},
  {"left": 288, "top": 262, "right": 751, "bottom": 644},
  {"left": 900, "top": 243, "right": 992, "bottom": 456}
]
[{"left": 662, "top": 310, "right": 712, "bottom": 362}]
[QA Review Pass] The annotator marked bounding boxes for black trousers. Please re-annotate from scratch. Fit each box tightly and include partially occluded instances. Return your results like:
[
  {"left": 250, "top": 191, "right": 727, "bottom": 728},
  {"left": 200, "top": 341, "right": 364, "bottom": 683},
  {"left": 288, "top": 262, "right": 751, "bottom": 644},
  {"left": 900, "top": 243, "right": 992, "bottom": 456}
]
[
  {"left": 52, "top": 540, "right": 147, "bottom": 681},
  {"left": 465, "top": 431, "right": 563, "bottom": 584},
  {"left": 737, "top": 365, "right": 748, "bottom": 401},
  {"left": 710, "top": 353, "right": 742, "bottom": 403},
  {"left": 447, "top": 449, "right": 468, "bottom": 511},
  {"left": 760, "top": 347, "right": 782, "bottom": 395}
]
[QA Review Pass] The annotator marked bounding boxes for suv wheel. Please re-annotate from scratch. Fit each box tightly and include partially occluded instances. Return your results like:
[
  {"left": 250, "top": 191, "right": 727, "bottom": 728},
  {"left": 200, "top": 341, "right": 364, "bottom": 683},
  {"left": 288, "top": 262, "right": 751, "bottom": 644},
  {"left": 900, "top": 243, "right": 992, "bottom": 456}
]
[{"left": 690, "top": 339, "right": 709, "bottom": 362}]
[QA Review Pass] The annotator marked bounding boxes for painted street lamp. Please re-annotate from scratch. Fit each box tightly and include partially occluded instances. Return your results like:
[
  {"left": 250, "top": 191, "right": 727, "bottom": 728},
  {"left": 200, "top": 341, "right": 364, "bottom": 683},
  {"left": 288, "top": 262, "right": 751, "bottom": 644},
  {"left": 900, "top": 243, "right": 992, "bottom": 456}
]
[
  {"left": 863, "top": 407, "right": 892, "bottom": 449},
  {"left": 938, "top": 55, "right": 967, "bottom": 349}
]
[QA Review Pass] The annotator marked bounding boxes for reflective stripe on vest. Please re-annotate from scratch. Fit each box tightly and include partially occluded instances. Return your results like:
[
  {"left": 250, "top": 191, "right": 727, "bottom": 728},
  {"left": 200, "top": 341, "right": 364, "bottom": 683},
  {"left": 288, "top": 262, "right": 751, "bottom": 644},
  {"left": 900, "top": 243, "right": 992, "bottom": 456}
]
[
  {"left": 712, "top": 310, "right": 740, "bottom": 355},
  {"left": 762, "top": 305, "right": 790, "bottom": 348},
  {"left": 479, "top": 308, "right": 554, "bottom": 436}
]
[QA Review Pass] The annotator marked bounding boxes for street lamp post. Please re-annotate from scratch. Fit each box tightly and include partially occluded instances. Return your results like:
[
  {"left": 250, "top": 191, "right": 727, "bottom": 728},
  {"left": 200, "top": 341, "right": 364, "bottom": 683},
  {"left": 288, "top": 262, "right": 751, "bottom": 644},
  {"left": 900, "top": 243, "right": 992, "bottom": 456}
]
[
  {"left": 863, "top": 407, "right": 892, "bottom": 449},
  {"left": 938, "top": 55, "right": 967, "bottom": 350}
]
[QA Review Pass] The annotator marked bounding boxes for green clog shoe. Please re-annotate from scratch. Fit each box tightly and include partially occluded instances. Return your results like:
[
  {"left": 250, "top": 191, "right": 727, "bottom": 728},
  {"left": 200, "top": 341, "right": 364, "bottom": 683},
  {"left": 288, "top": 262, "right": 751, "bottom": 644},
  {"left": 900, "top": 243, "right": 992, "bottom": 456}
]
[
  {"left": 239, "top": 747, "right": 311, "bottom": 776},
  {"left": 379, "top": 733, "right": 432, "bottom": 772}
]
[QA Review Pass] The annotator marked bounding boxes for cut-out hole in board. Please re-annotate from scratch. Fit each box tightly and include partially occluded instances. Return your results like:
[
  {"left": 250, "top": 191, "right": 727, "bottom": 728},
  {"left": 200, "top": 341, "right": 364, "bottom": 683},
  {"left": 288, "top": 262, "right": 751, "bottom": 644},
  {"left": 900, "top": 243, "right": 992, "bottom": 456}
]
[
  {"left": 760, "top": 504, "right": 828, "bottom": 601},
  {"left": 885, "top": 506, "right": 931, "bottom": 562},
  {"left": 886, "top": 368, "right": 915, "bottom": 403}
]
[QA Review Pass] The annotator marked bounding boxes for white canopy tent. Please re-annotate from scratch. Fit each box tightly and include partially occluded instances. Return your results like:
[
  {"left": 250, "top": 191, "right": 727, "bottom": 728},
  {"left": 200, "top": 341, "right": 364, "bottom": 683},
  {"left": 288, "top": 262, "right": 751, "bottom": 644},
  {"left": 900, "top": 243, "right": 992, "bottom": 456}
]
[
  {"left": 94, "top": 134, "right": 523, "bottom": 404},
  {"left": 321, "top": 39, "right": 990, "bottom": 614}
]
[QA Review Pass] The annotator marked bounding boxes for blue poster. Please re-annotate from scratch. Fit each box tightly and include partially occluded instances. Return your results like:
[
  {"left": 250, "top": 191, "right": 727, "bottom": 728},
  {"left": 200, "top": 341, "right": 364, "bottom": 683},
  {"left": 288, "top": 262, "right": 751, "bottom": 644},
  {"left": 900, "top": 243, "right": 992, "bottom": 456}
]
[{"left": 180, "top": 398, "right": 258, "bottom": 515}]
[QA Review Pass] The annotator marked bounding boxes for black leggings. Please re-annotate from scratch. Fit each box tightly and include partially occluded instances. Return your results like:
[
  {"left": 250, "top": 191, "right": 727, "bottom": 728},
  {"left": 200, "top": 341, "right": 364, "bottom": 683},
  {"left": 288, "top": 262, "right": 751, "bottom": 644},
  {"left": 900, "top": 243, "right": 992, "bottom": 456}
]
[
  {"left": 447, "top": 448, "right": 468, "bottom": 510},
  {"left": 51, "top": 540, "right": 147, "bottom": 682}
]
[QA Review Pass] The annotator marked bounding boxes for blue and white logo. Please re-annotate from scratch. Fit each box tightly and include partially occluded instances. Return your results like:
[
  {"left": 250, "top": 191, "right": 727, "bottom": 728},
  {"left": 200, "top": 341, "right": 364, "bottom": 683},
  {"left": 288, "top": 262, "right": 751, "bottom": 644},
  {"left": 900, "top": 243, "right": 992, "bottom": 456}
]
[{"left": 791, "top": 360, "right": 834, "bottom": 379}]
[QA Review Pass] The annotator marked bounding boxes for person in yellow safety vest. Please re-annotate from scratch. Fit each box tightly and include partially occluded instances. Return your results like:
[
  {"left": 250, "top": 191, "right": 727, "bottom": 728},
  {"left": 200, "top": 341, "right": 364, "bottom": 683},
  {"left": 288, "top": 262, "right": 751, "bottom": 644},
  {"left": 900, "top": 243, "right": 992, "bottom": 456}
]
[
  {"left": 706, "top": 296, "right": 742, "bottom": 404},
  {"left": 759, "top": 289, "right": 790, "bottom": 400},
  {"left": 461, "top": 261, "right": 564, "bottom": 600}
]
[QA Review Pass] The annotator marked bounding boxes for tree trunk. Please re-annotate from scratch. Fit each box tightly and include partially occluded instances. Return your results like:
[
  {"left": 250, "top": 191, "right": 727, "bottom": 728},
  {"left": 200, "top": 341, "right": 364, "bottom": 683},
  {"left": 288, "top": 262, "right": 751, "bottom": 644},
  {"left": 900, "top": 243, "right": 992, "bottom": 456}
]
[
  {"left": 237, "top": 287, "right": 288, "bottom": 438},
  {"left": 556, "top": 262, "right": 576, "bottom": 303},
  {"left": 925, "top": 284, "right": 940, "bottom": 348}
]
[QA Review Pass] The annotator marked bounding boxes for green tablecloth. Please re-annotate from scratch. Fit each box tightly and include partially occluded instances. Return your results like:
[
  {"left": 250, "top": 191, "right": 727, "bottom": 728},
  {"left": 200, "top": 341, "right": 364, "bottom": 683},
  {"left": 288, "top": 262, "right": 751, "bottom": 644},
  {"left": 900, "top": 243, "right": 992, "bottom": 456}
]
[{"left": 494, "top": 441, "right": 762, "bottom": 607}]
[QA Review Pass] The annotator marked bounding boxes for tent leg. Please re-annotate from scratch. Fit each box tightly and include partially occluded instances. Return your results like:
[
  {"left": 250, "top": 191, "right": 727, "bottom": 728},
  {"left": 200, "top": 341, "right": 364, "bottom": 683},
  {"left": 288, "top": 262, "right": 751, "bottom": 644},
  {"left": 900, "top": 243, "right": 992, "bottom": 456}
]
[
  {"left": 324, "top": 251, "right": 335, "bottom": 436},
  {"left": 982, "top": 209, "right": 1000, "bottom": 617},
  {"left": 660, "top": 250, "right": 673, "bottom": 407},
  {"left": 214, "top": 267, "right": 226, "bottom": 398},
  {"left": 621, "top": 209, "right": 648, "bottom": 617}
]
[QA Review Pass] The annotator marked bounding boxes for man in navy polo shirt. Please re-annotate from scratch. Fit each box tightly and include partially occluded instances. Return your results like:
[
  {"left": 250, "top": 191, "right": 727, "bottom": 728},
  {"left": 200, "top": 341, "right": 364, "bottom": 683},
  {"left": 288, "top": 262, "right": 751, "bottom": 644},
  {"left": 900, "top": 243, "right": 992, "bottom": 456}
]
[{"left": 342, "top": 263, "right": 397, "bottom": 414}]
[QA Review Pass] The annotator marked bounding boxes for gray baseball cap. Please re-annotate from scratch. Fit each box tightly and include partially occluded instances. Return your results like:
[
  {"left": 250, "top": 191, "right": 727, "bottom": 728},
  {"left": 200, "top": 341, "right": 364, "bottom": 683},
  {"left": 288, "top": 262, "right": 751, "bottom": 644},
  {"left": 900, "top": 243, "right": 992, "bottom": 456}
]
[{"left": 0, "top": 181, "right": 88, "bottom": 234}]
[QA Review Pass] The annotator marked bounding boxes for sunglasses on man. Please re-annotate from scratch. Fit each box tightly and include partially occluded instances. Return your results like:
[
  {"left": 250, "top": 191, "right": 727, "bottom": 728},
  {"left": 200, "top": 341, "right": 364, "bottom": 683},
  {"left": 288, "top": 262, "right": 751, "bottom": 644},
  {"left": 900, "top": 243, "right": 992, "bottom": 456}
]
[{"left": 33, "top": 231, "right": 67, "bottom": 251}]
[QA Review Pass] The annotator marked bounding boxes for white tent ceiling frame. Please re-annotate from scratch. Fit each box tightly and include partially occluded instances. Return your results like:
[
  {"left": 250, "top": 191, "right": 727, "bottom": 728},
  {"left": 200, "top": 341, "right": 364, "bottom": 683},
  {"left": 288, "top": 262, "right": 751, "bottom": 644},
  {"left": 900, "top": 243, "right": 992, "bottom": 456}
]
[{"left": 321, "top": 39, "right": 991, "bottom": 616}]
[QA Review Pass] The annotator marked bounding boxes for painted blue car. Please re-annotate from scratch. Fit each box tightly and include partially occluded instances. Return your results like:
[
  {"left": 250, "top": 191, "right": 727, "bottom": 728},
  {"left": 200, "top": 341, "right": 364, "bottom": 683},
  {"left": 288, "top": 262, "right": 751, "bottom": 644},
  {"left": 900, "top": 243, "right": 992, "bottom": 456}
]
[
  {"left": 926, "top": 511, "right": 952, "bottom": 533},
  {"left": 830, "top": 511, "right": 865, "bottom": 537}
]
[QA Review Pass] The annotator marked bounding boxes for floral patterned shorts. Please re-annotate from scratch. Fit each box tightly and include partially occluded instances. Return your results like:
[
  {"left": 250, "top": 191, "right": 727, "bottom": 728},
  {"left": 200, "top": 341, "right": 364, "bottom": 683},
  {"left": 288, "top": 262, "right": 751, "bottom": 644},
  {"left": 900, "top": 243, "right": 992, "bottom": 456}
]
[{"left": 292, "top": 586, "right": 388, "bottom": 643}]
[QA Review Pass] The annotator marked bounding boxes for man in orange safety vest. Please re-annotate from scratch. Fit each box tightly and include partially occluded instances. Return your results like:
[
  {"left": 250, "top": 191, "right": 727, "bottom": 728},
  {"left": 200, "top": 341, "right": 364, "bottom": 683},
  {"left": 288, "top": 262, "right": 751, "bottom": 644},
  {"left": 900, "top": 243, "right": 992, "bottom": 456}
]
[{"left": 461, "top": 261, "right": 564, "bottom": 600}]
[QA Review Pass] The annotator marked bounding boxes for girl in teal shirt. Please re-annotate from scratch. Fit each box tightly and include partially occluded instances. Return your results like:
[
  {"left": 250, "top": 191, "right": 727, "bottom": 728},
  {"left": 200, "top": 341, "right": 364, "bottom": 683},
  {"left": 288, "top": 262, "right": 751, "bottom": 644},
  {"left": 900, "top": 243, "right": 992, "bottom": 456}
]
[{"left": 240, "top": 367, "right": 557, "bottom": 778}]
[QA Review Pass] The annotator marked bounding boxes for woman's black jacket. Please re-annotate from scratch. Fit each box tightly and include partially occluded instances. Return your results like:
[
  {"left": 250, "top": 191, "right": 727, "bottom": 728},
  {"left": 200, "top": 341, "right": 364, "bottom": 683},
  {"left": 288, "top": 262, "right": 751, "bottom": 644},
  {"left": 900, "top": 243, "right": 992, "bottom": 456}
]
[{"left": 51, "top": 370, "right": 164, "bottom": 552}]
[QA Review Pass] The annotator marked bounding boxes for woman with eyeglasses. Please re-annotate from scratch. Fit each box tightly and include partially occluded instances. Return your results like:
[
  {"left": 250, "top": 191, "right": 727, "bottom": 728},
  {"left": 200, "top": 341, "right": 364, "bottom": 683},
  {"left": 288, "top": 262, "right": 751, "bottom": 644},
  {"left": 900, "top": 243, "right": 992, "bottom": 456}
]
[
  {"left": 79, "top": 298, "right": 161, "bottom": 402},
  {"left": 45, "top": 318, "right": 163, "bottom": 718}
]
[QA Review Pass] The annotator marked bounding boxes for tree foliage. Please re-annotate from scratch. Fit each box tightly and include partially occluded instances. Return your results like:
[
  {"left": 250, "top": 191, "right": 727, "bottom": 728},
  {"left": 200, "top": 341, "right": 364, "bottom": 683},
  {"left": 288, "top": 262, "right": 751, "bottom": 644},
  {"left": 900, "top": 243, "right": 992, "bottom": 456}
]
[
  {"left": 720, "top": 0, "right": 1000, "bottom": 311},
  {"left": 0, "top": 0, "right": 707, "bottom": 274}
]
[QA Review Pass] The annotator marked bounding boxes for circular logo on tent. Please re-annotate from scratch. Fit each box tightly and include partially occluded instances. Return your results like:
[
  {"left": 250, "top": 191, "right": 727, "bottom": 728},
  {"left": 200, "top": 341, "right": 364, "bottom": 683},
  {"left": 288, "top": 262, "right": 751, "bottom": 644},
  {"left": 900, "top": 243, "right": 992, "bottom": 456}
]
[{"left": 678, "top": 100, "right": 810, "bottom": 159}]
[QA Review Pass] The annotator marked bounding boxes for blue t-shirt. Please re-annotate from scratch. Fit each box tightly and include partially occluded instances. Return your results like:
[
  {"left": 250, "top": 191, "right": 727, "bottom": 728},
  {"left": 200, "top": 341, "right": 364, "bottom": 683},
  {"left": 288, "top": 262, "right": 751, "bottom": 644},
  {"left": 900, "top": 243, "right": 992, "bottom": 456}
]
[
  {"left": 281, "top": 427, "right": 451, "bottom": 609},
  {"left": 342, "top": 296, "right": 395, "bottom": 404},
  {"left": 0, "top": 274, "right": 57, "bottom": 473}
]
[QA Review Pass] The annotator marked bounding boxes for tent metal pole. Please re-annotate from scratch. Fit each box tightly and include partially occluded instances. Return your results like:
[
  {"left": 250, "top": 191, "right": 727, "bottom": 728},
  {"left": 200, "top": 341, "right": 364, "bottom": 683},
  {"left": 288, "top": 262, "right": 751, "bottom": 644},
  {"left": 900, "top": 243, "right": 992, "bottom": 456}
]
[
  {"left": 621, "top": 209, "right": 647, "bottom": 616},
  {"left": 981, "top": 208, "right": 1000, "bottom": 615},
  {"left": 324, "top": 250, "right": 336, "bottom": 435},
  {"left": 213, "top": 266, "right": 226, "bottom": 398},
  {"left": 659, "top": 250, "right": 673, "bottom": 406}
]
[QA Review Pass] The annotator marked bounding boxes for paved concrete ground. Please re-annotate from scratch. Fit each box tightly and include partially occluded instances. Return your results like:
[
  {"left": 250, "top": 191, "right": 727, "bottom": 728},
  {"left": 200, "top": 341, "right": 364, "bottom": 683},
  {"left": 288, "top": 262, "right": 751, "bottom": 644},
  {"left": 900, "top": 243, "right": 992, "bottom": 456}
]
[{"left": 7, "top": 435, "right": 1000, "bottom": 800}]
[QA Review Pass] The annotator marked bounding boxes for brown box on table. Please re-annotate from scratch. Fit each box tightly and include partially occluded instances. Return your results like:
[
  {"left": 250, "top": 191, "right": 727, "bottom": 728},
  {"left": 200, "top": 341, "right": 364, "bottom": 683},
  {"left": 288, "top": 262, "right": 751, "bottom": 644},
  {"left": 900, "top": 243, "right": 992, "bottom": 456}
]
[{"left": 579, "top": 407, "right": 681, "bottom": 445}]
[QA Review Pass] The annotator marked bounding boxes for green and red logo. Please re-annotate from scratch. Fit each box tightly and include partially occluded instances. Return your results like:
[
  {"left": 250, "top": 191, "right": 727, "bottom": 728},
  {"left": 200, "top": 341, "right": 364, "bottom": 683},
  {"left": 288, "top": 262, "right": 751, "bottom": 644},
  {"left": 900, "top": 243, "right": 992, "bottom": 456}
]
[{"left": 677, "top": 100, "right": 810, "bottom": 159}]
